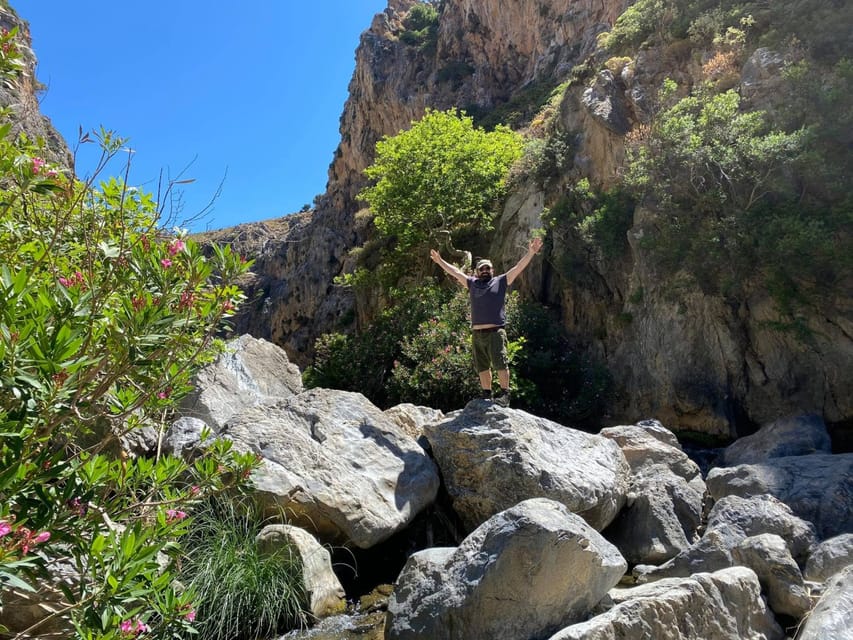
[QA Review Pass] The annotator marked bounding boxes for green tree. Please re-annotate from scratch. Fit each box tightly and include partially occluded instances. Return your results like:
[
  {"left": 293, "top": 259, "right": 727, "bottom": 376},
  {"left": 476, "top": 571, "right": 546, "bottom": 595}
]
[
  {"left": 359, "top": 108, "right": 523, "bottom": 257},
  {"left": 626, "top": 88, "right": 803, "bottom": 215},
  {"left": 623, "top": 85, "right": 809, "bottom": 296}
]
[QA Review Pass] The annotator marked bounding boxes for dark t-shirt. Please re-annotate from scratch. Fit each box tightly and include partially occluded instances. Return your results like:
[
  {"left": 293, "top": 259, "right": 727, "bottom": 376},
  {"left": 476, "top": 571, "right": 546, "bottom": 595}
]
[{"left": 466, "top": 274, "right": 508, "bottom": 326}]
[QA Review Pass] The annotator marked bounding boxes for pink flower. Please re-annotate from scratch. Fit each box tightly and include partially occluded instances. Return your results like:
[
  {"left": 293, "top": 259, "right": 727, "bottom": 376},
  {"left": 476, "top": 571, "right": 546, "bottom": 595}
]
[
  {"left": 58, "top": 271, "right": 85, "bottom": 288},
  {"left": 165, "top": 509, "right": 187, "bottom": 522},
  {"left": 32, "top": 157, "right": 45, "bottom": 174},
  {"left": 160, "top": 258, "right": 172, "bottom": 269},
  {"left": 66, "top": 497, "right": 88, "bottom": 516},
  {"left": 157, "top": 386, "right": 172, "bottom": 400},
  {"left": 184, "top": 608, "right": 196, "bottom": 622},
  {"left": 168, "top": 239, "right": 185, "bottom": 256},
  {"left": 178, "top": 290, "right": 195, "bottom": 310},
  {"left": 16, "top": 527, "right": 50, "bottom": 554},
  {"left": 119, "top": 618, "right": 150, "bottom": 636},
  {"left": 189, "top": 485, "right": 200, "bottom": 495},
  {"left": 0, "top": 520, "right": 11, "bottom": 537}
]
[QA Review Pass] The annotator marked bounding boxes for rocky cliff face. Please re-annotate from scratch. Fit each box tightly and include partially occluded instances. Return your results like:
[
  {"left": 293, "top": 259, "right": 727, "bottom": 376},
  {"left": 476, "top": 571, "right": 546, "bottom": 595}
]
[
  {"left": 186, "top": 0, "right": 853, "bottom": 439},
  {"left": 0, "top": 6, "right": 70, "bottom": 165},
  {"left": 210, "top": 0, "right": 630, "bottom": 358}
]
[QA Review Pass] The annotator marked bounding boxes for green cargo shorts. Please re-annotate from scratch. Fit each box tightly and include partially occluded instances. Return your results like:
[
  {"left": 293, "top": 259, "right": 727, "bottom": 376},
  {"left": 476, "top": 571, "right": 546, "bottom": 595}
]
[{"left": 471, "top": 327, "right": 509, "bottom": 372}]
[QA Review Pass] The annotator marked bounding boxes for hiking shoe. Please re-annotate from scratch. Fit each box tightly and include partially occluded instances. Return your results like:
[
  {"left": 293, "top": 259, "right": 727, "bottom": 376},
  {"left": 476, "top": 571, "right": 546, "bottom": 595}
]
[
  {"left": 478, "top": 389, "right": 493, "bottom": 401},
  {"left": 493, "top": 389, "right": 510, "bottom": 407}
]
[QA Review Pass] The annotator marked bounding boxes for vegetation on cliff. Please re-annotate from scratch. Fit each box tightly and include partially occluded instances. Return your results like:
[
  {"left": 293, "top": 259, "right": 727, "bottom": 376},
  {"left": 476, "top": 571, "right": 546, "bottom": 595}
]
[
  {"left": 596, "top": 0, "right": 853, "bottom": 323},
  {"left": 308, "top": 106, "right": 611, "bottom": 424},
  {"left": 308, "top": 0, "right": 851, "bottom": 426}
]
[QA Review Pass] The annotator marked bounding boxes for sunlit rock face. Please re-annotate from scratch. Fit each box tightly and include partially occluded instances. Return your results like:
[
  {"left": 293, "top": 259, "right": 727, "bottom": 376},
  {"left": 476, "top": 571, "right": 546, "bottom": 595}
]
[
  {"left": 0, "top": 6, "right": 71, "bottom": 166},
  {"left": 194, "top": 0, "right": 852, "bottom": 437},
  {"left": 207, "top": 0, "right": 631, "bottom": 366}
]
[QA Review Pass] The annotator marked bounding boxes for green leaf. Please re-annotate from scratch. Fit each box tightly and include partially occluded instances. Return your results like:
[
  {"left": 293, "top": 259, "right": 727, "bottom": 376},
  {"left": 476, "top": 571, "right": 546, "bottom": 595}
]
[
  {"left": 98, "top": 241, "right": 120, "bottom": 259},
  {"left": 0, "top": 570, "right": 36, "bottom": 592}
]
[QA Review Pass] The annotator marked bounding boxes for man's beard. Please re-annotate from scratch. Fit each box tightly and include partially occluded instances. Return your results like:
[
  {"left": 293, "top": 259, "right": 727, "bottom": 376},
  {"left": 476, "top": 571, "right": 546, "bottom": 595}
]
[{"left": 478, "top": 274, "right": 491, "bottom": 282}]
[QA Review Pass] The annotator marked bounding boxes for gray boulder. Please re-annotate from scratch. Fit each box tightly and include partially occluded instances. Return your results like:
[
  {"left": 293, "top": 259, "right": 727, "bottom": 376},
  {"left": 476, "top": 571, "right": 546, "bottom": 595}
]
[
  {"left": 161, "top": 416, "right": 208, "bottom": 459},
  {"left": 804, "top": 534, "right": 853, "bottom": 583},
  {"left": 708, "top": 494, "right": 817, "bottom": 563},
  {"left": 255, "top": 525, "right": 345, "bottom": 619},
  {"left": 634, "top": 494, "right": 816, "bottom": 583},
  {"left": 582, "top": 69, "right": 631, "bottom": 134},
  {"left": 550, "top": 567, "right": 784, "bottom": 640},
  {"left": 720, "top": 414, "right": 831, "bottom": 466},
  {"left": 424, "top": 403, "right": 630, "bottom": 532},
  {"left": 222, "top": 389, "right": 439, "bottom": 548},
  {"left": 601, "top": 423, "right": 705, "bottom": 564},
  {"left": 179, "top": 334, "right": 303, "bottom": 430},
  {"left": 796, "top": 565, "right": 853, "bottom": 640},
  {"left": 386, "top": 498, "right": 627, "bottom": 640},
  {"left": 706, "top": 453, "right": 853, "bottom": 539},
  {"left": 732, "top": 534, "right": 812, "bottom": 619}
]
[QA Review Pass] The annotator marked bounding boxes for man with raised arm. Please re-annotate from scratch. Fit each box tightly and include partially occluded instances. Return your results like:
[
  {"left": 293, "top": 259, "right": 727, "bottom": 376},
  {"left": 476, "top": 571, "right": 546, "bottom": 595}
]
[{"left": 430, "top": 236, "right": 543, "bottom": 406}]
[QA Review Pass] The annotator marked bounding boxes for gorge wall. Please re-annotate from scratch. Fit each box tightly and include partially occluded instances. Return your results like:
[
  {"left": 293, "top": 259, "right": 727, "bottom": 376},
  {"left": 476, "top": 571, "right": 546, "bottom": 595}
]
[
  {"left": 202, "top": 0, "right": 852, "bottom": 440},
  {"left": 11, "top": 0, "right": 848, "bottom": 440}
]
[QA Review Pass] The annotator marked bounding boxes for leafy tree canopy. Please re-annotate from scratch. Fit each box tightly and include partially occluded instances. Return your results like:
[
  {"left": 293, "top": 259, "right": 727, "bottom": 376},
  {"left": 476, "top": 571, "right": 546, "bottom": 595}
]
[{"left": 359, "top": 108, "right": 523, "bottom": 254}]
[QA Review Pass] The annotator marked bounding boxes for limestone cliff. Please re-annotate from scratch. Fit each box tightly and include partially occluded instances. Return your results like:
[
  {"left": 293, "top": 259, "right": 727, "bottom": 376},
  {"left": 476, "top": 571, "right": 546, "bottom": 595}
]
[
  {"left": 205, "top": 0, "right": 631, "bottom": 360},
  {"left": 0, "top": 5, "right": 70, "bottom": 165},
  {"left": 138, "top": 1, "right": 853, "bottom": 439}
]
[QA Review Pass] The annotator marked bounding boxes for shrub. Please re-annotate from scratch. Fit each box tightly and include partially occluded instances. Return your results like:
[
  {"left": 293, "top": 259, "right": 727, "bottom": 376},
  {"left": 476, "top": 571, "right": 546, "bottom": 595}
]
[
  {"left": 600, "top": 0, "right": 678, "bottom": 52},
  {"left": 509, "top": 302, "right": 613, "bottom": 428},
  {"left": 399, "top": 2, "right": 439, "bottom": 53},
  {"left": 623, "top": 78, "right": 851, "bottom": 312},
  {"left": 510, "top": 130, "right": 575, "bottom": 185},
  {"left": 177, "top": 496, "right": 308, "bottom": 640},
  {"left": 543, "top": 179, "right": 635, "bottom": 262},
  {"left": 310, "top": 285, "right": 614, "bottom": 426},
  {"left": 0, "top": 32, "right": 261, "bottom": 639},
  {"left": 360, "top": 108, "right": 522, "bottom": 256},
  {"left": 304, "top": 285, "right": 452, "bottom": 406},
  {"left": 388, "top": 289, "right": 485, "bottom": 410}
]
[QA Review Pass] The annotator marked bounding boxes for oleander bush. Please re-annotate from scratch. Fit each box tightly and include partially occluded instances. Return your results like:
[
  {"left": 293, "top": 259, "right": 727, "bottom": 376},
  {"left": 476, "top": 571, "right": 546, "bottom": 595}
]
[{"left": 0, "top": 27, "right": 266, "bottom": 639}]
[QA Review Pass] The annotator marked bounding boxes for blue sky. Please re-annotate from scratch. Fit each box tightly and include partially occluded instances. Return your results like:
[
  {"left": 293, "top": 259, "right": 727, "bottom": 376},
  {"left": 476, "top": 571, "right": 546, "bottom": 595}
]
[{"left": 13, "top": 1, "right": 388, "bottom": 232}]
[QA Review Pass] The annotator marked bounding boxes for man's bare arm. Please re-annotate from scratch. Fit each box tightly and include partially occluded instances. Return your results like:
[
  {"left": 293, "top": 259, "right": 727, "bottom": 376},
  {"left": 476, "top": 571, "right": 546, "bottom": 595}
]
[
  {"left": 430, "top": 249, "right": 468, "bottom": 287},
  {"left": 506, "top": 237, "right": 543, "bottom": 285}
]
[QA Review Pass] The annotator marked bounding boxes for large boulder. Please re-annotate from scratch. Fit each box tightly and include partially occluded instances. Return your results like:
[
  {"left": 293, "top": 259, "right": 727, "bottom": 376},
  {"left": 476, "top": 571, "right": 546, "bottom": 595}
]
[
  {"left": 549, "top": 567, "right": 784, "bottom": 640},
  {"left": 179, "top": 334, "right": 303, "bottom": 430},
  {"left": 804, "top": 534, "right": 853, "bottom": 583},
  {"left": 600, "top": 422, "right": 706, "bottom": 564},
  {"left": 385, "top": 498, "right": 627, "bottom": 640},
  {"left": 424, "top": 403, "right": 630, "bottom": 532},
  {"left": 719, "top": 414, "right": 832, "bottom": 467},
  {"left": 222, "top": 389, "right": 440, "bottom": 548},
  {"left": 731, "top": 534, "right": 812, "bottom": 619},
  {"left": 706, "top": 453, "right": 853, "bottom": 539},
  {"left": 634, "top": 494, "right": 817, "bottom": 583},
  {"left": 796, "top": 565, "right": 853, "bottom": 640}
]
